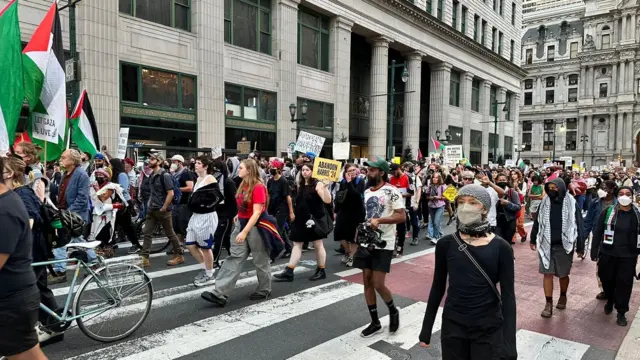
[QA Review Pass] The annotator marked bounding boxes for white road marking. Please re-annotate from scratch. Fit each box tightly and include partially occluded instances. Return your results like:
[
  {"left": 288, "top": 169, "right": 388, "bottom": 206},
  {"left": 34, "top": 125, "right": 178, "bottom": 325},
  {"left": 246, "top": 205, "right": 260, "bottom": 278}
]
[
  {"left": 515, "top": 329, "right": 589, "bottom": 360},
  {"left": 67, "top": 281, "right": 364, "bottom": 360}
]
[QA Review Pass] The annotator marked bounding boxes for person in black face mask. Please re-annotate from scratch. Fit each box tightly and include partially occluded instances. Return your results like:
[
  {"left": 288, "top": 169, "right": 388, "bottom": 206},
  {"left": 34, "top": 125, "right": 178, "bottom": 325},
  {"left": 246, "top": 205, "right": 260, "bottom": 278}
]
[
  {"left": 493, "top": 174, "right": 520, "bottom": 246},
  {"left": 530, "top": 178, "right": 585, "bottom": 318},
  {"left": 266, "top": 159, "right": 294, "bottom": 257}
]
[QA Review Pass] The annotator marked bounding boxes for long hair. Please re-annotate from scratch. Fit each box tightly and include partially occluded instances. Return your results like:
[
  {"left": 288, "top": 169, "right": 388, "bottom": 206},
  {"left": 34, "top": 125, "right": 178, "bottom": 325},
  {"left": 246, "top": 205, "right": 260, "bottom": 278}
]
[
  {"left": 110, "top": 158, "right": 125, "bottom": 183},
  {"left": 297, "top": 163, "right": 315, "bottom": 193},
  {"left": 3, "top": 156, "right": 28, "bottom": 188},
  {"left": 15, "top": 141, "right": 42, "bottom": 165},
  {"left": 236, "top": 159, "right": 262, "bottom": 203}
]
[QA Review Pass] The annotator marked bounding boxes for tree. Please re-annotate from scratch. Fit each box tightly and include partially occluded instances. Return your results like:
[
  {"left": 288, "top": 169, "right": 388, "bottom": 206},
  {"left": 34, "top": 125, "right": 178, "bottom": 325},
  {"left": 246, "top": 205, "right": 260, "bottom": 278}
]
[{"left": 402, "top": 146, "right": 413, "bottom": 163}]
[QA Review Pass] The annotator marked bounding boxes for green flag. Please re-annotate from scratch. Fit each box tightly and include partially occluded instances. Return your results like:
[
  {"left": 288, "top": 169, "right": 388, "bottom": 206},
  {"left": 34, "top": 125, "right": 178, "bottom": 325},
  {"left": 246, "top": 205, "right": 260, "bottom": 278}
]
[{"left": 0, "top": 0, "right": 24, "bottom": 153}]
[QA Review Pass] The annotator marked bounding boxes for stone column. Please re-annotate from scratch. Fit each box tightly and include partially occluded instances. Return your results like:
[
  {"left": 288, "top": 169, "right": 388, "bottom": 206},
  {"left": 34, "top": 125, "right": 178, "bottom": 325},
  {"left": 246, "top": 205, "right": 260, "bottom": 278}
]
[
  {"left": 536, "top": 76, "right": 543, "bottom": 104},
  {"left": 617, "top": 113, "right": 625, "bottom": 151},
  {"left": 589, "top": 66, "right": 596, "bottom": 98},
  {"left": 625, "top": 113, "right": 633, "bottom": 151},
  {"left": 368, "top": 36, "right": 391, "bottom": 158},
  {"left": 628, "top": 60, "right": 635, "bottom": 93},
  {"left": 275, "top": 0, "right": 301, "bottom": 153},
  {"left": 612, "top": 63, "right": 618, "bottom": 95},
  {"left": 609, "top": 114, "right": 616, "bottom": 151},
  {"left": 580, "top": 66, "right": 586, "bottom": 97},
  {"left": 429, "top": 62, "right": 452, "bottom": 152},
  {"left": 461, "top": 72, "right": 474, "bottom": 155},
  {"left": 557, "top": 74, "right": 565, "bottom": 102},
  {"left": 622, "top": 15, "right": 628, "bottom": 42},
  {"left": 331, "top": 16, "right": 354, "bottom": 141},
  {"left": 614, "top": 17, "right": 619, "bottom": 44},
  {"left": 444, "top": 0, "right": 453, "bottom": 27},
  {"left": 620, "top": 61, "right": 626, "bottom": 94},
  {"left": 632, "top": 14, "right": 637, "bottom": 42},
  {"left": 585, "top": 115, "right": 593, "bottom": 163},
  {"left": 498, "top": 88, "right": 507, "bottom": 157},
  {"left": 78, "top": 0, "right": 119, "bottom": 150},
  {"left": 402, "top": 51, "right": 424, "bottom": 154},
  {"left": 480, "top": 80, "right": 492, "bottom": 164}
]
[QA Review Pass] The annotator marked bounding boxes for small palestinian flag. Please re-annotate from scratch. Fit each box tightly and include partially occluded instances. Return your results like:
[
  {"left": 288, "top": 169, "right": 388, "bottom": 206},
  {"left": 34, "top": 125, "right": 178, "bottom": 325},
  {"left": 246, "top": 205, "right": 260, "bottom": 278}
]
[
  {"left": 432, "top": 138, "right": 446, "bottom": 151},
  {"left": 70, "top": 90, "right": 100, "bottom": 157}
]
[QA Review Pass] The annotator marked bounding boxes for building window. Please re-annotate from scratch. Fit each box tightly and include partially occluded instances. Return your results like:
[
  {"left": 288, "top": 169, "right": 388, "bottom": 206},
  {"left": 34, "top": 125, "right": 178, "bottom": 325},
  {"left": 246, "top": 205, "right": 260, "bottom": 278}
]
[
  {"left": 297, "top": 98, "right": 333, "bottom": 129},
  {"left": 427, "top": 0, "right": 432, "bottom": 13},
  {"left": 471, "top": 79, "right": 480, "bottom": 111},
  {"left": 491, "top": 27, "right": 497, "bottom": 52},
  {"left": 511, "top": 2, "right": 516, "bottom": 25},
  {"left": 498, "top": 32, "right": 503, "bottom": 55},
  {"left": 119, "top": 0, "right": 191, "bottom": 31},
  {"left": 461, "top": 6, "right": 468, "bottom": 34},
  {"left": 570, "top": 42, "right": 578, "bottom": 58},
  {"left": 545, "top": 90, "right": 554, "bottom": 103},
  {"left": 599, "top": 83, "right": 608, "bottom": 97},
  {"left": 543, "top": 131, "right": 554, "bottom": 151},
  {"left": 452, "top": 1, "right": 458, "bottom": 29},
  {"left": 298, "top": 7, "right": 329, "bottom": 71},
  {"left": 499, "top": 0, "right": 504, "bottom": 15},
  {"left": 504, "top": 94, "right": 511, "bottom": 120},
  {"left": 546, "top": 76, "right": 555, "bottom": 88},
  {"left": 449, "top": 71, "right": 461, "bottom": 107},
  {"left": 522, "top": 133, "right": 532, "bottom": 151},
  {"left": 437, "top": 0, "right": 443, "bottom": 19},
  {"left": 474, "top": 15, "right": 479, "bottom": 41},
  {"left": 448, "top": 126, "right": 463, "bottom": 145},
  {"left": 120, "top": 63, "right": 197, "bottom": 111},
  {"left": 601, "top": 34, "right": 610, "bottom": 49},
  {"left": 504, "top": 136, "right": 513, "bottom": 158},
  {"left": 510, "top": 39, "right": 514, "bottom": 62},
  {"left": 523, "top": 120, "right": 533, "bottom": 131},
  {"left": 544, "top": 119, "right": 554, "bottom": 131},
  {"left": 568, "top": 74, "right": 578, "bottom": 85},
  {"left": 481, "top": 20, "right": 487, "bottom": 46},
  {"left": 224, "top": 0, "right": 271, "bottom": 55},
  {"left": 489, "top": 86, "right": 497, "bottom": 116},
  {"left": 524, "top": 92, "right": 532, "bottom": 105},
  {"left": 224, "top": 83, "right": 277, "bottom": 122},
  {"left": 525, "top": 48, "right": 532, "bottom": 64},
  {"left": 547, "top": 45, "right": 555, "bottom": 61},
  {"left": 568, "top": 88, "right": 578, "bottom": 102},
  {"left": 565, "top": 118, "right": 577, "bottom": 150},
  {"left": 524, "top": 79, "right": 533, "bottom": 89}
]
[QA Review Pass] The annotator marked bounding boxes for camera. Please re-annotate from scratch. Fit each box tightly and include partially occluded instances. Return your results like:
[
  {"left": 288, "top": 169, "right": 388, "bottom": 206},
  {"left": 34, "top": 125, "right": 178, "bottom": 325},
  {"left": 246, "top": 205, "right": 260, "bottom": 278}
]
[{"left": 355, "top": 222, "right": 386, "bottom": 249}]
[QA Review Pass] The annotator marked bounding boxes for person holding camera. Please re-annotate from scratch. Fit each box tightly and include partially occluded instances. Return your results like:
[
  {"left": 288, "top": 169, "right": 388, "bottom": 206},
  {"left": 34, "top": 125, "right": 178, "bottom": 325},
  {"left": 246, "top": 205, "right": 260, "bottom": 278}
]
[{"left": 352, "top": 157, "right": 406, "bottom": 338}]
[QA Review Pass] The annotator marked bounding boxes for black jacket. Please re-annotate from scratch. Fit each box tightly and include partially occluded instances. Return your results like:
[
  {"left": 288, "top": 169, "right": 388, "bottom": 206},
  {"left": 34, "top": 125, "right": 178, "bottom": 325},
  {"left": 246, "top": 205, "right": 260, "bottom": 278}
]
[{"left": 188, "top": 183, "right": 223, "bottom": 214}]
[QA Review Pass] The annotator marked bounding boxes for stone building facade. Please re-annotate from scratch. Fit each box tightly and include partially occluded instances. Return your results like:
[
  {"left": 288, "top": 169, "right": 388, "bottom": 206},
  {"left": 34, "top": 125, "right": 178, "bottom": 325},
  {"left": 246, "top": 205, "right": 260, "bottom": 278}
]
[
  {"left": 10, "top": 0, "right": 524, "bottom": 161},
  {"left": 519, "top": 0, "right": 640, "bottom": 166}
]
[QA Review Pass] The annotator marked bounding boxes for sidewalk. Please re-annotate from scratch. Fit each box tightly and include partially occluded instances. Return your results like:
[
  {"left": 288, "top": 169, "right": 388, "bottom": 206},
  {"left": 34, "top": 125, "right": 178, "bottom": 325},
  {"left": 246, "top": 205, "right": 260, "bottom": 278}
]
[{"left": 616, "top": 271, "right": 640, "bottom": 360}]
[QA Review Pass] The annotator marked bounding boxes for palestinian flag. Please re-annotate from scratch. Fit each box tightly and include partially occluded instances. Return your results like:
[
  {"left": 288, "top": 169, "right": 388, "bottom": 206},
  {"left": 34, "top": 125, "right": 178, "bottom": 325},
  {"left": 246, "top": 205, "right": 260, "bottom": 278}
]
[
  {"left": 22, "top": 1, "right": 67, "bottom": 161},
  {"left": 70, "top": 90, "right": 100, "bottom": 157},
  {"left": 431, "top": 138, "right": 446, "bottom": 151},
  {"left": 0, "top": 0, "right": 24, "bottom": 154}
]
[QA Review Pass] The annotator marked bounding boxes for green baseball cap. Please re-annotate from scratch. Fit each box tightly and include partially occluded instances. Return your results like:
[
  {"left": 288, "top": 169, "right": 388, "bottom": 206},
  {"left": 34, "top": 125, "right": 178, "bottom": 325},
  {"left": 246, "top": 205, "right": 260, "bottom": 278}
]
[{"left": 364, "top": 156, "right": 390, "bottom": 173}]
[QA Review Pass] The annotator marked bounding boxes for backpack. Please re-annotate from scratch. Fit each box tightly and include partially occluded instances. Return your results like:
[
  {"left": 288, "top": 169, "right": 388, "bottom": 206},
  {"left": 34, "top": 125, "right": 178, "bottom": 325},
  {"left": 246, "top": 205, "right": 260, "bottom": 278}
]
[{"left": 159, "top": 171, "right": 182, "bottom": 205}]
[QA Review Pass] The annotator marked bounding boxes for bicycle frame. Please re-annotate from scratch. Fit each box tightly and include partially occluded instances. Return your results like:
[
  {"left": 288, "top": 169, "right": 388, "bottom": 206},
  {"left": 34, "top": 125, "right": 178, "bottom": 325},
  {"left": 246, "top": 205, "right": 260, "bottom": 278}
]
[{"left": 32, "top": 258, "right": 119, "bottom": 323}]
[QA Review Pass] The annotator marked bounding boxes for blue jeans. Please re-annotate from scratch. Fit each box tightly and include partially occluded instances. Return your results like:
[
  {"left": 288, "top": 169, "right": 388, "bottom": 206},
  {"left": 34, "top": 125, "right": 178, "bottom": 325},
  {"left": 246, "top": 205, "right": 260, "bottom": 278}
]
[
  {"left": 409, "top": 208, "right": 420, "bottom": 239},
  {"left": 427, "top": 206, "right": 444, "bottom": 240},
  {"left": 52, "top": 236, "right": 97, "bottom": 273}
]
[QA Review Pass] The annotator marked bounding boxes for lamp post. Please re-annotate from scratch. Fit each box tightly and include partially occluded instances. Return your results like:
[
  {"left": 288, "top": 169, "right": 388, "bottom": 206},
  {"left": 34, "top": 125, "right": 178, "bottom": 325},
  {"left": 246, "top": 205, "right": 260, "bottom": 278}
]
[
  {"left": 435, "top": 129, "right": 452, "bottom": 164},
  {"left": 580, "top": 134, "right": 589, "bottom": 165},
  {"left": 387, "top": 60, "right": 409, "bottom": 159},
  {"left": 490, "top": 100, "right": 509, "bottom": 163},
  {"left": 514, "top": 143, "right": 526, "bottom": 161},
  {"left": 288, "top": 101, "right": 308, "bottom": 123}
]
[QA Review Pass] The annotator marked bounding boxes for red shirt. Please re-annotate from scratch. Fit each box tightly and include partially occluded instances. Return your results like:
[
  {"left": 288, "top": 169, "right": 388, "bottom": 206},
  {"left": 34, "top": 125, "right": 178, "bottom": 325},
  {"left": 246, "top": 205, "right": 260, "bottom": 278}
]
[
  {"left": 390, "top": 174, "right": 409, "bottom": 191},
  {"left": 236, "top": 183, "right": 267, "bottom": 219}
]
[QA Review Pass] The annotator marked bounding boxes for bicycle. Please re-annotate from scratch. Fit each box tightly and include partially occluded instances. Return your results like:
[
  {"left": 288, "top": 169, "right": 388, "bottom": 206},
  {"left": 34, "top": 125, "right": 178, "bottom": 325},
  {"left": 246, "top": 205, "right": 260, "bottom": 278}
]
[{"left": 33, "top": 241, "right": 154, "bottom": 342}]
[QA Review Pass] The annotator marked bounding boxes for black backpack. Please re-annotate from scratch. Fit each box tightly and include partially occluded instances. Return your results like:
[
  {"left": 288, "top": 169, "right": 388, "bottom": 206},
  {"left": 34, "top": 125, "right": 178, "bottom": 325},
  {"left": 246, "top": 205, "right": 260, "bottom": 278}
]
[{"left": 41, "top": 202, "right": 86, "bottom": 250}]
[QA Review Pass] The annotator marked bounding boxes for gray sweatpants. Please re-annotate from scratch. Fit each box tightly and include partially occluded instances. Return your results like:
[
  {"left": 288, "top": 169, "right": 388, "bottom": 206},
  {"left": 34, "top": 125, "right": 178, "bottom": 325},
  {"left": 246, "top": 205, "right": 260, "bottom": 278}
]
[{"left": 212, "top": 221, "right": 271, "bottom": 298}]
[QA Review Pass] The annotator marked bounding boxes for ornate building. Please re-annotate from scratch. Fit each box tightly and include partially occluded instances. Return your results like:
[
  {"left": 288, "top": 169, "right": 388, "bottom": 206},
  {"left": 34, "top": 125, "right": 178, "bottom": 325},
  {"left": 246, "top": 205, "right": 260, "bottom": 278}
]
[{"left": 519, "top": 0, "right": 640, "bottom": 166}]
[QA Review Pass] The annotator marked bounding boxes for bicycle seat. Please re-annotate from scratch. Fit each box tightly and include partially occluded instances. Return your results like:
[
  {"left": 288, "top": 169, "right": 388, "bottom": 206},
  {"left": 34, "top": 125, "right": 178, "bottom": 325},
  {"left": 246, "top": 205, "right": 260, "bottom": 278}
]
[{"left": 64, "top": 241, "right": 102, "bottom": 250}]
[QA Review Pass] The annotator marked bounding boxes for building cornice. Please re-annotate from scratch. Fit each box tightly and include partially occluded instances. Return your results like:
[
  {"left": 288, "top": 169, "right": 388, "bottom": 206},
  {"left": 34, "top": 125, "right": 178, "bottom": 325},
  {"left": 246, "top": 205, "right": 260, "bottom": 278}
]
[
  {"left": 374, "top": 0, "right": 527, "bottom": 78},
  {"left": 522, "top": 59, "right": 581, "bottom": 71}
]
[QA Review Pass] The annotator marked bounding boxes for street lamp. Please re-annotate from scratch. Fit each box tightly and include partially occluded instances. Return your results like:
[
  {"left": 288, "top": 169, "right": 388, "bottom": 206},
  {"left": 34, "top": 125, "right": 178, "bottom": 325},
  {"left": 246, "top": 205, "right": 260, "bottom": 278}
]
[
  {"left": 435, "top": 128, "right": 452, "bottom": 142},
  {"left": 387, "top": 60, "right": 409, "bottom": 159},
  {"left": 580, "top": 134, "right": 589, "bottom": 165},
  {"left": 289, "top": 102, "right": 308, "bottom": 123},
  {"left": 490, "top": 100, "right": 509, "bottom": 162},
  {"left": 514, "top": 143, "right": 526, "bottom": 161}
]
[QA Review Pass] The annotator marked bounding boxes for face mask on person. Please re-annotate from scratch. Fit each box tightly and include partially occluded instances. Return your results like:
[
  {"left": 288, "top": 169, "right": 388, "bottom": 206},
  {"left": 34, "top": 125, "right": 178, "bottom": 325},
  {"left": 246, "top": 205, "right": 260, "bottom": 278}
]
[
  {"left": 597, "top": 189, "right": 607, "bottom": 198},
  {"left": 269, "top": 169, "right": 277, "bottom": 176},
  {"left": 170, "top": 163, "right": 178, "bottom": 172},
  {"left": 497, "top": 182, "right": 508, "bottom": 189},
  {"left": 618, "top": 195, "right": 633, "bottom": 206},
  {"left": 547, "top": 190, "right": 558, "bottom": 199},
  {"left": 457, "top": 203, "right": 483, "bottom": 225},
  {"left": 144, "top": 167, "right": 153, "bottom": 176},
  {"left": 96, "top": 177, "right": 106, "bottom": 185}
]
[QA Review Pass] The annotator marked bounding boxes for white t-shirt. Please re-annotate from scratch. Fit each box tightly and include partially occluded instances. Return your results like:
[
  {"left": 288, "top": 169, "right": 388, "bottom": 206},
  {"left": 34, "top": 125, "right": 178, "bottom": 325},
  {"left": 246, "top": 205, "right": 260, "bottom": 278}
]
[
  {"left": 364, "top": 183, "right": 405, "bottom": 251},
  {"left": 486, "top": 186, "right": 499, "bottom": 226},
  {"left": 411, "top": 176, "right": 422, "bottom": 209}
]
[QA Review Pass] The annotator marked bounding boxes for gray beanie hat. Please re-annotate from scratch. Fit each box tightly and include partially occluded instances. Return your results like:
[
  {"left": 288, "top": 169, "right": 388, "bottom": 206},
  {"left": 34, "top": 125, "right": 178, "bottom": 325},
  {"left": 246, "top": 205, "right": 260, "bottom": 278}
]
[{"left": 456, "top": 184, "right": 491, "bottom": 210}]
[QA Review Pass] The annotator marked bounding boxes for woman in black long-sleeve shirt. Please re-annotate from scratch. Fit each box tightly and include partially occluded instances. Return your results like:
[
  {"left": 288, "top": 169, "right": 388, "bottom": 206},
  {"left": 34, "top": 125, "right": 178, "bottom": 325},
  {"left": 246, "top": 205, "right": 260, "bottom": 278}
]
[
  {"left": 419, "top": 184, "right": 517, "bottom": 360},
  {"left": 333, "top": 164, "right": 365, "bottom": 265}
]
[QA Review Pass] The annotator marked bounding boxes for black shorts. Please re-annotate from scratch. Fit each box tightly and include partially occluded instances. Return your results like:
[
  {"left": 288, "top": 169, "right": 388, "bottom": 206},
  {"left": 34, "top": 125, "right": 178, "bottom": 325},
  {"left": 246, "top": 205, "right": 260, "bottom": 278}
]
[
  {"left": 172, "top": 204, "right": 192, "bottom": 235},
  {"left": 352, "top": 247, "right": 393, "bottom": 273},
  {"left": 0, "top": 286, "right": 39, "bottom": 357}
]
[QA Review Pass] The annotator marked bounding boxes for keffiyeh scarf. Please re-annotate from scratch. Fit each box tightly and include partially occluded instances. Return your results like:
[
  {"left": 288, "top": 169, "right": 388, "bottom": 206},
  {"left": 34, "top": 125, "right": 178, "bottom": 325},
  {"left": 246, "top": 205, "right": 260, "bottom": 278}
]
[{"left": 536, "top": 194, "right": 578, "bottom": 269}]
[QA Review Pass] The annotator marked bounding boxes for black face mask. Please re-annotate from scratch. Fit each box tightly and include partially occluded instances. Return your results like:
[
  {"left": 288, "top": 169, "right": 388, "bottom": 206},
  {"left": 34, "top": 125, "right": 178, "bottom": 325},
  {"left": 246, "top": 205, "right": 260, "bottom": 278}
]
[
  {"left": 408, "top": 168, "right": 414, "bottom": 173},
  {"left": 547, "top": 190, "right": 558, "bottom": 199},
  {"left": 96, "top": 178, "right": 106, "bottom": 185},
  {"left": 497, "top": 182, "right": 508, "bottom": 188},
  {"left": 269, "top": 169, "right": 277, "bottom": 176}
]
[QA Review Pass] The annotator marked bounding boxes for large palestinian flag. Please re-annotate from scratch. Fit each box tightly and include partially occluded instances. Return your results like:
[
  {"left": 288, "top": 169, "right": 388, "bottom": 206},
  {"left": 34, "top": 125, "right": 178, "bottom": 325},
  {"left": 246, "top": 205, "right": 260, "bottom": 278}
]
[
  {"left": 22, "top": 1, "right": 67, "bottom": 161},
  {"left": 70, "top": 90, "right": 100, "bottom": 157},
  {"left": 0, "top": 0, "right": 24, "bottom": 154}
]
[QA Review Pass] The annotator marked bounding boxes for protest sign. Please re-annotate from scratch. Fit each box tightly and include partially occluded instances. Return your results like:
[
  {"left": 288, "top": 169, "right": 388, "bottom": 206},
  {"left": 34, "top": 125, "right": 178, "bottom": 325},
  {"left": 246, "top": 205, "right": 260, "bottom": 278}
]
[
  {"left": 444, "top": 145, "right": 462, "bottom": 163},
  {"left": 443, "top": 185, "right": 458, "bottom": 202},
  {"left": 237, "top": 141, "right": 251, "bottom": 154},
  {"left": 312, "top": 157, "right": 342, "bottom": 182},
  {"left": 32, "top": 112, "right": 58, "bottom": 143},
  {"left": 294, "top": 131, "right": 325, "bottom": 156},
  {"left": 212, "top": 145, "right": 222, "bottom": 159},
  {"left": 116, "top": 128, "right": 129, "bottom": 159},
  {"left": 333, "top": 142, "right": 350, "bottom": 160}
]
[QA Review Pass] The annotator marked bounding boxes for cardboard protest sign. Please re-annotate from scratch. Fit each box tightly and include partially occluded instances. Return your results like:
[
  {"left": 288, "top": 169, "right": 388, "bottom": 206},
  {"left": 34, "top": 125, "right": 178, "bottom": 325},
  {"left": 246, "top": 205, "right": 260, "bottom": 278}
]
[
  {"left": 312, "top": 157, "right": 342, "bottom": 182},
  {"left": 294, "top": 131, "right": 325, "bottom": 156}
]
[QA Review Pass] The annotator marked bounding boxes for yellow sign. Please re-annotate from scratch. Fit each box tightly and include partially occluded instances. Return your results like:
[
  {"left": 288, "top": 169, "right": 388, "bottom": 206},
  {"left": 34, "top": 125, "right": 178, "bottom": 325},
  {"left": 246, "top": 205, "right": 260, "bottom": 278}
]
[
  {"left": 237, "top": 141, "right": 251, "bottom": 154},
  {"left": 392, "top": 157, "right": 401, "bottom": 164},
  {"left": 443, "top": 185, "right": 458, "bottom": 202},
  {"left": 312, "top": 157, "right": 342, "bottom": 182}
]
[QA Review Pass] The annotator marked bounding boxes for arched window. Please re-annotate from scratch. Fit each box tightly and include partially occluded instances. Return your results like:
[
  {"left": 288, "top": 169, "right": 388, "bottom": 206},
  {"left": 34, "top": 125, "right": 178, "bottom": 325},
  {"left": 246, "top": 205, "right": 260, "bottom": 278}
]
[{"left": 601, "top": 25, "right": 611, "bottom": 49}]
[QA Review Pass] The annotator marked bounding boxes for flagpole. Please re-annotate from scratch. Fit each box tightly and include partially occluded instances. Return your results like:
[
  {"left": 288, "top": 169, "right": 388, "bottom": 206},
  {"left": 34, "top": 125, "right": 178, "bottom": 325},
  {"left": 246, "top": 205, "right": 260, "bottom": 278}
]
[
  {"left": 44, "top": 140, "right": 47, "bottom": 170},
  {"left": 66, "top": 120, "right": 71, "bottom": 150}
]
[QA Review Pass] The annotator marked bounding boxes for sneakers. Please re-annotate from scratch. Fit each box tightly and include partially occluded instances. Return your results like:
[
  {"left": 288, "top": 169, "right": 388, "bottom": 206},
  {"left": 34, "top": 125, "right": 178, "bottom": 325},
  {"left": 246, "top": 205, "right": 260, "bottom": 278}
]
[
  {"left": 604, "top": 302, "right": 614, "bottom": 315},
  {"left": 36, "top": 323, "right": 64, "bottom": 346},
  {"left": 47, "top": 272, "right": 67, "bottom": 284},
  {"left": 429, "top": 238, "right": 439, "bottom": 245},
  {"left": 556, "top": 296, "right": 567, "bottom": 310},
  {"left": 360, "top": 322, "right": 383, "bottom": 338},
  {"left": 167, "top": 254, "right": 185, "bottom": 266},
  {"left": 309, "top": 268, "right": 326, "bottom": 281},
  {"left": 345, "top": 257, "right": 353, "bottom": 267},
  {"left": 273, "top": 267, "right": 294, "bottom": 282},
  {"left": 389, "top": 309, "right": 400, "bottom": 333},
  {"left": 541, "top": 302, "right": 553, "bottom": 318},
  {"left": 617, "top": 313, "right": 628, "bottom": 327},
  {"left": 410, "top": 238, "right": 419, "bottom": 246},
  {"left": 194, "top": 272, "right": 215, "bottom": 287},
  {"left": 341, "top": 255, "right": 349, "bottom": 264},
  {"left": 201, "top": 291, "right": 227, "bottom": 307}
]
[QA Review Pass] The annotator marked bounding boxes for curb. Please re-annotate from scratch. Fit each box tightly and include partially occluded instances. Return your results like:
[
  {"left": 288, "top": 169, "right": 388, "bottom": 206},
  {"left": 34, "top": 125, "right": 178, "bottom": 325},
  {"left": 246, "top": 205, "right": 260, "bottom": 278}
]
[{"left": 616, "top": 308, "right": 640, "bottom": 360}]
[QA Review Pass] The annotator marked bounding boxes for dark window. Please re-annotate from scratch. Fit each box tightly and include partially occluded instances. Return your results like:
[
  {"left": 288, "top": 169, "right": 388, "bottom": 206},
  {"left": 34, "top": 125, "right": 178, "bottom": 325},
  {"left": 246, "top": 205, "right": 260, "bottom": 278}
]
[
  {"left": 461, "top": 6, "right": 468, "bottom": 34},
  {"left": 498, "top": 31, "right": 503, "bottom": 55},
  {"left": 522, "top": 120, "right": 532, "bottom": 131},
  {"left": 489, "top": 86, "right": 497, "bottom": 116},
  {"left": 510, "top": 39, "right": 514, "bottom": 62},
  {"left": 544, "top": 119, "right": 555, "bottom": 130},
  {"left": 599, "top": 83, "right": 608, "bottom": 97},
  {"left": 481, "top": 20, "right": 487, "bottom": 46},
  {"left": 474, "top": 15, "right": 479, "bottom": 41},
  {"left": 121, "top": 63, "right": 198, "bottom": 112},
  {"left": 499, "top": 0, "right": 504, "bottom": 15},
  {"left": 119, "top": 0, "right": 190, "bottom": 31},
  {"left": 525, "top": 49, "right": 532, "bottom": 64},
  {"left": 546, "top": 77, "right": 555, "bottom": 87},
  {"left": 565, "top": 131, "right": 577, "bottom": 151},
  {"left": 142, "top": 69, "right": 178, "bottom": 108},
  {"left": 121, "top": 64, "right": 139, "bottom": 102},
  {"left": 448, "top": 126, "right": 463, "bottom": 145},
  {"left": 522, "top": 133, "right": 532, "bottom": 151},
  {"left": 543, "top": 132, "right": 554, "bottom": 150},
  {"left": 545, "top": 90, "right": 554, "bottom": 103},
  {"left": 471, "top": 79, "right": 480, "bottom": 111},
  {"left": 224, "top": 83, "right": 277, "bottom": 122},
  {"left": 524, "top": 92, "right": 532, "bottom": 105},
  {"left": 437, "top": 0, "right": 444, "bottom": 19},
  {"left": 471, "top": 130, "right": 483, "bottom": 147},
  {"left": 226, "top": 128, "right": 276, "bottom": 156},
  {"left": 491, "top": 27, "right": 497, "bottom": 52},
  {"left": 427, "top": 0, "right": 432, "bottom": 13},
  {"left": 511, "top": 2, "right": 516, "bottom": 25},
  {"left": 297, "top": 98, "right": 333, "bottom": 129},
  {"left": 566, "top": 118, "right": 577, "bottom": 130},
  {"left": 182, "top": 76, "right": 196, "bottom": 110},
  {"left": 224, "top": 0, "right": 271, "bottom": 55},
  {"left": 568, "top": 88, "right": 577, "bottom": 102},
  {"left": 547, "top": 45, "right": 555, "bottom": 61},
  {"left": 298, "top": 7, "right": 330, "bottom": 71},
  {"left": 449, "top": 71, "right": 461, "bottom": 107},
  {"left": 452, "top": 1, "right": 458, "bottom": 29},
  {"left": 569, "top": 74, "right": 578, "bottom": 85},
  {"left": 524, "top": 79, "right": 533, "bottom": 89}
]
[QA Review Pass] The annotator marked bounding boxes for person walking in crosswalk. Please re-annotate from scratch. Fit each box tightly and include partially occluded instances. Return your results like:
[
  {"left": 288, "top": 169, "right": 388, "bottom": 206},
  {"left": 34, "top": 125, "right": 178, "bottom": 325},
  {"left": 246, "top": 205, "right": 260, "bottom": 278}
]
[
  {"left": 185, "top": 156, "right": 221, "bottom": 287},
  {"left": 201, "top": 159, "right": 271, "bottom": 306}
]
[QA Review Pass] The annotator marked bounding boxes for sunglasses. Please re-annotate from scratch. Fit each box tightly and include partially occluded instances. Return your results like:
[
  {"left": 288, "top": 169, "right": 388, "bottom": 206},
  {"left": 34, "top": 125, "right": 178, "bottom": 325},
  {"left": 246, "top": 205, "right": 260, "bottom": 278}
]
[{"left": 463, "top": 177, "right": 474, "bottom": 180}]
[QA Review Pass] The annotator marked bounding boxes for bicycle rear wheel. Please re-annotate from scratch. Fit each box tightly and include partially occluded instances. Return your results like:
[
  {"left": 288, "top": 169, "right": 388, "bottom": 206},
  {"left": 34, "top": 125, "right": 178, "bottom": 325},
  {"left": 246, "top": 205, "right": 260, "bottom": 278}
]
[
  {"left": 74, "top": 264, "right": 153, "bottom": 342},
  {"left": 135, "top": 220, "right": 171, "bottom": 254}
]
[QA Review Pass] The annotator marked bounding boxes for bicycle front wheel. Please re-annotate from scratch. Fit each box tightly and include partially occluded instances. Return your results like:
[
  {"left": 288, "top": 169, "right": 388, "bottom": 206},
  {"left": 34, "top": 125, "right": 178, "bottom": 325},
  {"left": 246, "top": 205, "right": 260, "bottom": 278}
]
[{"left": 73, "top": 264, "right": 153, "bottom": 342}]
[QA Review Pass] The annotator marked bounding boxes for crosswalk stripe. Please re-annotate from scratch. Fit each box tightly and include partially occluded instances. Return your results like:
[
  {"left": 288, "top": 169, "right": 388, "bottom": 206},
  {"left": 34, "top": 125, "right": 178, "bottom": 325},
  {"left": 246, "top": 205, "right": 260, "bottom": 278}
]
[
  {"left": 287, "top": 302, "right": 440, "bottom": 359},
  {"left": 67, "top": 280, "right": 364, "bottom": 360},
  {"left": 515, "top": 329, "right": 590, "bottom": 360}
]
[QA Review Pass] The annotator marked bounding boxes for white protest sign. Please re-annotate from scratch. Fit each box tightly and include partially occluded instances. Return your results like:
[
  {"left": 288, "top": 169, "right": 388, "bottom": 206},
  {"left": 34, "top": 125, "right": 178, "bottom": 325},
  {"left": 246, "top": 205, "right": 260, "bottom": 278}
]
[
  {"left": 444, "top": 145, "right": 462, "bottom": 163},
  {"left": 212, "top": 145, "right": 223, "bottom": 159},
  {"left": 31, "top": 112, "right": 59, "bottom": 143},
  {"left": 116, "top": 128, "right": 130, "bottom": 159},
  {"left": 294, "top": 131, "right": 325, "bottom": 156},
  {"left": 333, "top": 142, "right": 350, "bottom": 160}
]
